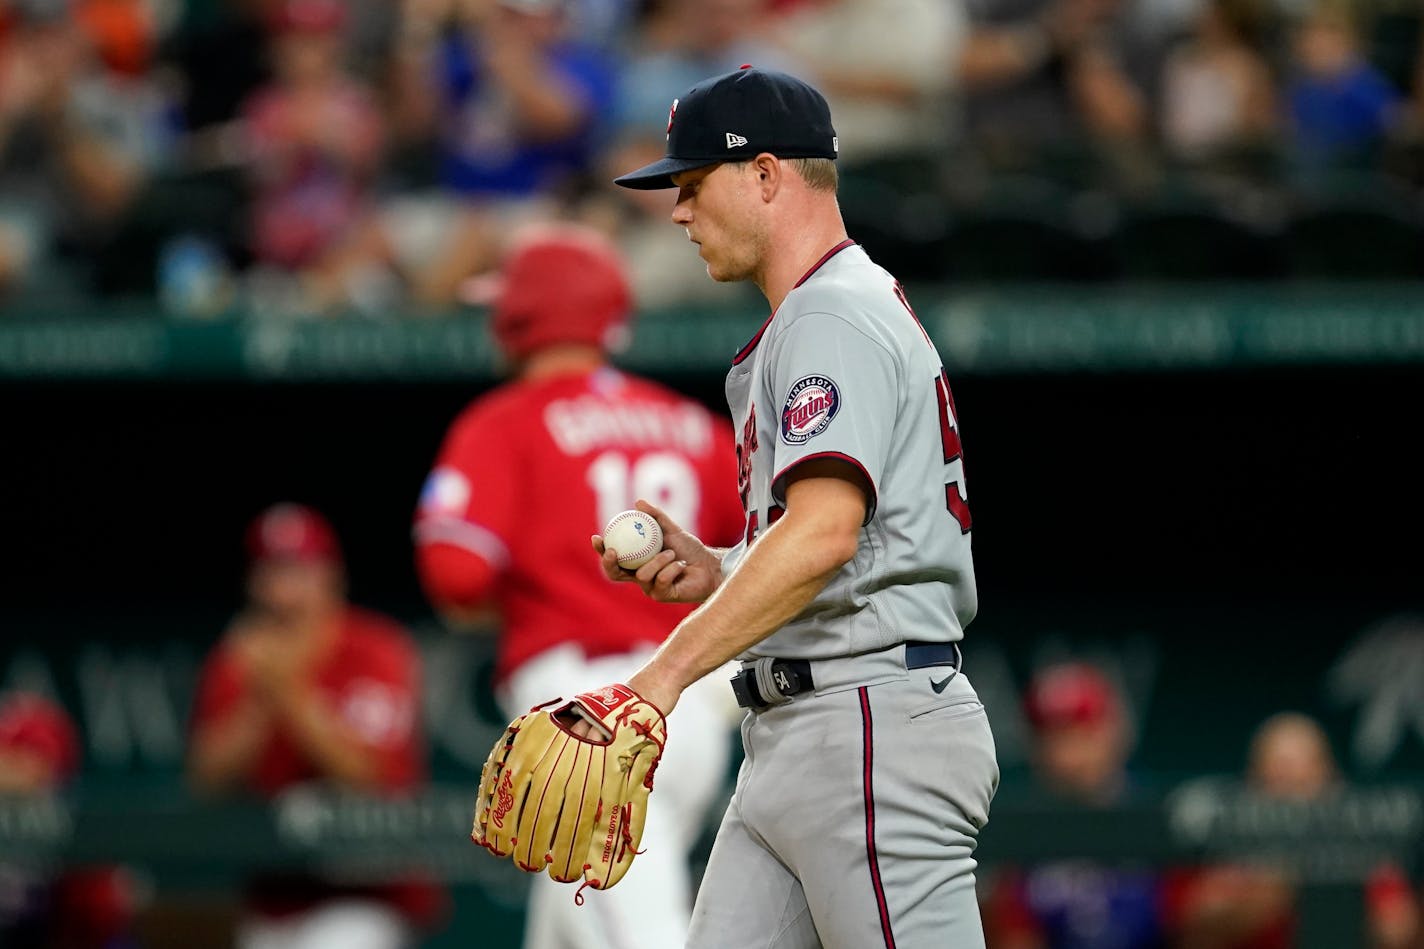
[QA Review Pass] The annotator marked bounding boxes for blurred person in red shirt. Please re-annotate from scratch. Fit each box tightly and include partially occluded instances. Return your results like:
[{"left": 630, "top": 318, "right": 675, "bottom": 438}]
[
  {"left": 0, "top": 691, "right": 140, "bottom": 949},
  {"left": 984, "top": 661, "right": 1168, "bottom": 949},
  {"left": 1022, "top": 659, "right": 1135, "bottom": 806},
  {"left": 414, "top": 223, "right": 746, "bottom": 949},
  {"left": 188, "top": 503, "right": 443, "bottom": 949}
]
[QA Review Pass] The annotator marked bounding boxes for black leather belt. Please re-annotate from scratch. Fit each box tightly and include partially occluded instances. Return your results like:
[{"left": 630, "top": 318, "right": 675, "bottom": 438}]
[{"left": 730, "top": 641, "right": 962, "bottom": 711}]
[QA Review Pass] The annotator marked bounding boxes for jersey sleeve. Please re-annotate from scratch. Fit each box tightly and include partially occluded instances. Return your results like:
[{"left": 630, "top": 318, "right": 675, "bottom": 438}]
[
  {"left": 765, "top": 312, "right": 899, "bottom": 521},
  {"left": 413, "top": 406, "right": 517, "bottom": 609}
]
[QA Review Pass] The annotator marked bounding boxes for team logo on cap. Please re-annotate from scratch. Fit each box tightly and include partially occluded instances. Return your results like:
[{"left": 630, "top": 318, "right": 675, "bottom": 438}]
[
  {"left": 781, "top": 374, "right": 841, "bottom": 444},
  {"left": 726, "top": 133, "right": 748, "bottom": 148},
  {"left": 666, "top": 98, "right": 678, "bottom": 138}
]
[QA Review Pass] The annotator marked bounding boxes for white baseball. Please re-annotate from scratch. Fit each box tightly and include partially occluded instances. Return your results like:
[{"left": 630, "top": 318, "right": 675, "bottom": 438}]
[{"left": 602, "top": 510, "right": 663, "bottom": 569}]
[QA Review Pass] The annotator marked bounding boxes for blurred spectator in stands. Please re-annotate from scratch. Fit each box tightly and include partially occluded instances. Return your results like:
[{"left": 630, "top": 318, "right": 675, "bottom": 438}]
[
  {"left": 983, "top": 661, "right": 1168, "bottom": 949},
  {"left": 1021, "top": 660, "right": 1135, "bottom": 805},
  {"left": 1160, "top": 713, "right": 1324, "bottom": 949},
  {"left": 613, "top": 0, "right": 795, "bottom": 139},
  {"left": 1366, "top": 863, "right": 1420, "bottom": 949},
  {"left": 347, "top": 0, "right": 617, "bottom": 309},
  {"left": 1285, "top": 4, "right": 1401, "bottom": 176},
  {"left": 771, "top": 0, "right": 966, "bottom": 170},
  {"left": 0, "top": 690, "right": 141, "bottom": 949},
  {"left": 1164, "top": 712, "right": 1420, "bottom": 949},
  {"left": 188, "top": 503, "right": 444, "bottom": 949},
  {"left": 235, "top": 0, "right": 386, "bottom": 310},
  {"left": 1246, "top": 711, "right": 1338, "bottom": 799},
  {"left": 1159, "top": 0, "right": 1278, "bottom": 167},
  {"left": 0, "top": 0, "right": 174, "bottom": 299},
  {"left": 957, "top": 0, "right": 1164, "bottom": 187}
]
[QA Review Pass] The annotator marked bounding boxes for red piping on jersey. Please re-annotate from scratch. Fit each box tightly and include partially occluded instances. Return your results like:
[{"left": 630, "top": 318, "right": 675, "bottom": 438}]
[
  {"left": 731, "top": 239, "right": 858, "bottom": 366},
  {"left": 860, "top": 687, "right": 898, "bottom": 949},
  {"left": 772, "top": 451, "right": 878, "bottom": 523}
]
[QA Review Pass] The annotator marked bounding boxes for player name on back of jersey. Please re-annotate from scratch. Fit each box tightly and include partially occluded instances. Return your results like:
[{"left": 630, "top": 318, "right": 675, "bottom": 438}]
[{"left": 544, "top": 396, "right": 714, "bottom": 457}]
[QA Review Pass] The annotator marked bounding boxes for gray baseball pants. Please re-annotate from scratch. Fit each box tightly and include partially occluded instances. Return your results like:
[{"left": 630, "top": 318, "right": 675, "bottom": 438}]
[{"left": 686, "top": 663, "right": 998, "bottom": 949}]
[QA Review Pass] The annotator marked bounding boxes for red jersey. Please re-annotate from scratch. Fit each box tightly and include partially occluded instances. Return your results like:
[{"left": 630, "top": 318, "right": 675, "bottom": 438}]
[
  {"left": 190, "top": 607, "right": 443, "bottom": 926},
  {"left": 191, "top": 606, "right": 423, "bottom": 797},
  {"left": 415, "top": 367, "right": 744, "bottom": 682}
]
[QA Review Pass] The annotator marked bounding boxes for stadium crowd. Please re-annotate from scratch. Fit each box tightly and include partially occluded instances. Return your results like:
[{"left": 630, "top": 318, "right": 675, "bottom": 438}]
[{"left": 3, "top": 0, "right": 1424, "bottom": 315}]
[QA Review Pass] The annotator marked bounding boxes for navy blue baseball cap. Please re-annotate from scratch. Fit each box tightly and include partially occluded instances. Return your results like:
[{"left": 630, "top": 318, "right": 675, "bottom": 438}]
[{"left": 614, "top": 66, "right": 838, "bottom": 191}]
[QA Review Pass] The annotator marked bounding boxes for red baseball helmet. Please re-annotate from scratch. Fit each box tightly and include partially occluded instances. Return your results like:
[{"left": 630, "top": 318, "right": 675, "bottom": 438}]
[{"left": 487, "top": 225, "right": 633, "bottom": 362}]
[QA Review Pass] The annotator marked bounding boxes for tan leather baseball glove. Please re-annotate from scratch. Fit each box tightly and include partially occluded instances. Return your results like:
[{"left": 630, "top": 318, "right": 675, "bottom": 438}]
[{"left": 472, "top": 683, "right": 667, "bottom": 894}]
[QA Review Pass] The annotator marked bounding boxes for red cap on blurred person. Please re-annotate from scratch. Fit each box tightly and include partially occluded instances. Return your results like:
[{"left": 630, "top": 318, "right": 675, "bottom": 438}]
[
  {"left": 246, "top": 503, "right": 343, "bottom": 566},
  {"left": 484, "top": 225, "right": 633, "bottom": 362},
  {"left": 270, "top": 0, "right": 346, "bottom": 34},
  {"left": 0, "top": 691, "right": 81, "bottom": 786},
  {"left": 1024, "top": 662, "right": 1120, "bottom": 730}
]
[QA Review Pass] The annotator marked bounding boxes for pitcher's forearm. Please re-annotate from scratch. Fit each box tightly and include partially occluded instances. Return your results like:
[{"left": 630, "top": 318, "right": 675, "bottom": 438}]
[{"left": 630, "top": 476, "right": 864, "bottom": 708}]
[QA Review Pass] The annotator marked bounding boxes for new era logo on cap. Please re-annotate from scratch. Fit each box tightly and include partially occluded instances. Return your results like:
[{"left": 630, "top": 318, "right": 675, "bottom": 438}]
[{"left": 614, "top": 67, "right": 838, "bottom": 190}]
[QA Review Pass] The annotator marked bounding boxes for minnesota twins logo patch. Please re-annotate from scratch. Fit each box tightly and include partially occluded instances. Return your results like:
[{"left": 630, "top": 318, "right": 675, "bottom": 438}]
[{"left": 781, "top": 375, "right": 840, "bottom": 444}]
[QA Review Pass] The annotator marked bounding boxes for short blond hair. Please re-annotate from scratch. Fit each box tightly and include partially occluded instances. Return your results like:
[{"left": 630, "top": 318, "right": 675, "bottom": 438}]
[
  {"left": 728, "top": 156, "right": 838, "bottom": 193},
  {"left": 785, "top": 157, "right": 838, "bottom": 193}
]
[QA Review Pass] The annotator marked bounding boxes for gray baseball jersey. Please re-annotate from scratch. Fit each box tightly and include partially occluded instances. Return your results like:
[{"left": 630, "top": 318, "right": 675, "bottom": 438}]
[
  {"left": 692, "top": 240, "right": 997, "bottom": 949},
  {"left": 721, "top": 240, "right": 975, "bottom": 661}
]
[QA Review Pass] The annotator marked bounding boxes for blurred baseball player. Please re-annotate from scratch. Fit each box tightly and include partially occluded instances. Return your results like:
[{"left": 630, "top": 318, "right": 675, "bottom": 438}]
[
  {"left": 0, "top": 693, "right": 142, "bottom": 949},
  {"left": 189, "top": 504, "right": 443, "bottom": 949},
  {"left": 588, "top": 66, "right": 1000, "bottom": 948},
  {"left": 413, "top": 224, "right": 746, "bottom": 949},
  {"left": 985, "top": 663, "right": 1162, "bottom": 949}
]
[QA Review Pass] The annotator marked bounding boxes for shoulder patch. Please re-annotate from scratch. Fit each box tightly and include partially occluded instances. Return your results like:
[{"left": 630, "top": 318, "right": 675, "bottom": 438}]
[
  {"left": 781, "top": 375, "right": 841, "bottom": 445},
  {"left": 419, "top": 466, "right": 471, "bottom": 515}
]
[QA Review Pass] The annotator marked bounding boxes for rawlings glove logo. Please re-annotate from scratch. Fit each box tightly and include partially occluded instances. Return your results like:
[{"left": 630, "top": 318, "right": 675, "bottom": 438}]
[{"left": 491, "top": 770, "right": 515, "bottom": 829}]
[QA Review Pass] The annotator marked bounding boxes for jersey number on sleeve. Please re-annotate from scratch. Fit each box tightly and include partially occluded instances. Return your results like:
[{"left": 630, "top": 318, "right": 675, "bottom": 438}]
[
  {"left": 895, "top": 282, "right": 972, "bottom": 534},
  {"left": 935, "top": 369, "right": 972, "bottom": 534},
  {"left": 588, "top": 451, "right": 700, "bottom": 529}
]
